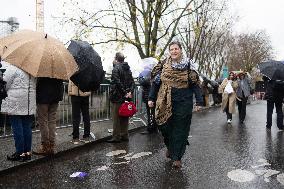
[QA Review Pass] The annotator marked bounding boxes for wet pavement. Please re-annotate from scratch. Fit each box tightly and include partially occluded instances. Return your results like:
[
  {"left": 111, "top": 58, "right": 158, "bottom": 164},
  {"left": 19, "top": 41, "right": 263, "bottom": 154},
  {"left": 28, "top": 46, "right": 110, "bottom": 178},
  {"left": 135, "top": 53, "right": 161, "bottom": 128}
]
[
  {"left": 1, "top": 101, "right": 284, "bottom": 189},
  {"left": 0, "top": 115, "right": 146, "bottom": 174}
]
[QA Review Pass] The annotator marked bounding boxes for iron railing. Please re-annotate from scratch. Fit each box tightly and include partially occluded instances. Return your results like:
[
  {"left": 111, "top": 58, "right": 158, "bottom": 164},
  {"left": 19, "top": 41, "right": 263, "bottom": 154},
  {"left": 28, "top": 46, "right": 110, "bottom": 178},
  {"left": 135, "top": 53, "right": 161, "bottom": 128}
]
[{"left": 0, "top": 83, "right": 146, "bottom": 138}]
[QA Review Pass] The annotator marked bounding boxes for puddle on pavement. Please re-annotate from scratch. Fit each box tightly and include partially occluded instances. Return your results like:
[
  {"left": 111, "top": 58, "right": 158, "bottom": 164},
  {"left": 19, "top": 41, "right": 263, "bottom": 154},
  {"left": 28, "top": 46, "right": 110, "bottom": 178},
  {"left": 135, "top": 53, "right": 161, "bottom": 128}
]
[{"left": 228, "top": 159, "right": 284, "bottom": 185}]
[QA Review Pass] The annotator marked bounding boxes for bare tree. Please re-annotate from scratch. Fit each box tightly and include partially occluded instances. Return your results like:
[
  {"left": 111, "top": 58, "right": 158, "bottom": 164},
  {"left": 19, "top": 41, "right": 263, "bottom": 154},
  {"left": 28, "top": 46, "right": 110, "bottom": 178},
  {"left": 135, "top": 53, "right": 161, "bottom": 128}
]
[
  {"left": 59, "top": 0, "right": 207, "bottom": 59},
  {"left": 228, "top": 31, "right": 274, "bottom": 73},
  {"left": 177, "top": 0, "right": 234, "bottom": 79}
]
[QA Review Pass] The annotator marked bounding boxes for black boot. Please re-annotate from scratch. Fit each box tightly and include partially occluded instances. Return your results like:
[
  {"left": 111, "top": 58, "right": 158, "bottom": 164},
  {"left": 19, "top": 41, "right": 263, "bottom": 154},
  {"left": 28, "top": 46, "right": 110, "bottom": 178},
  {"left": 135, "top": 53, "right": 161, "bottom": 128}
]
[{"left": 7, "top": 152, "right": 21, "bottom": 161}]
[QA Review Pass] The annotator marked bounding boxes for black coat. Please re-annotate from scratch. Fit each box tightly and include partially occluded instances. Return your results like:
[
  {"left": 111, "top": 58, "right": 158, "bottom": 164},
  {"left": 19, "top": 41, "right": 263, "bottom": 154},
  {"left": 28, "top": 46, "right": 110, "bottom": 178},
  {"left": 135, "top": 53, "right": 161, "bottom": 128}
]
[
  {"left": 36, "top": 78, "right": 64, "bottom": 104},
  {"left": 264, "top": 80, "right": 284, "bottom": 102},
  {"left": 109, "top": 62, "right": 135, "bottom": 103}
]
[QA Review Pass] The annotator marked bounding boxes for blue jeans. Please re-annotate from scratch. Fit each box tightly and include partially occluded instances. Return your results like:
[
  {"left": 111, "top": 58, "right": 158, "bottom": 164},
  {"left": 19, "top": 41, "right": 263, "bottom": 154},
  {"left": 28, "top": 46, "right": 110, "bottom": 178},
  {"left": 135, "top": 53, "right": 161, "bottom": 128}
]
[{"left": 10, "top": 115, "right": 33, "bottom": 154}]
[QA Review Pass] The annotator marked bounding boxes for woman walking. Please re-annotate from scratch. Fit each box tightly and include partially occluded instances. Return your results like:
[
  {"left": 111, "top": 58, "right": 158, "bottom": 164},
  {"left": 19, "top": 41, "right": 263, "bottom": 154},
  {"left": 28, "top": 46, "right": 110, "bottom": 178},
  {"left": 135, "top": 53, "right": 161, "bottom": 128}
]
[
  {"left": 218, "top": 72, "right": 238, "bottom": 124},
  {"left": 236, "top": 72, "right": 252, "bottom": 124},
  {"left": 148, "top": 41, "right": 203, "bottom": 168}
]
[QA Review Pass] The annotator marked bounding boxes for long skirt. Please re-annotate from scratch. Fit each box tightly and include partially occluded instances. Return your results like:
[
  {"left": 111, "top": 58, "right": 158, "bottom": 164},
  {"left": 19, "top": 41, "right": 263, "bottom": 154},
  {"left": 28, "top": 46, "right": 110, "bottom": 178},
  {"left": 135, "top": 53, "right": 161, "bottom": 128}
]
[{"left": 159, "top": 88, "right": 193, "bottom": 161}]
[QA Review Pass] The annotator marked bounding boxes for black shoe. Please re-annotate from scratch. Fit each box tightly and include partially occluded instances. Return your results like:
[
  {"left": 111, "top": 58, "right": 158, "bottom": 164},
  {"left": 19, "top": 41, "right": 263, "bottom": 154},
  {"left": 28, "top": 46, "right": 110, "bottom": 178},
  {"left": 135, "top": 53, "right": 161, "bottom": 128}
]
[
  {"left": 7, "top": 152, "right": 21, "bottom": 161},
  {"left": 20, "top": 153, "right": 31, "bottom": 162},
  {"left": 106, "top": 138, "right": 121, "bottom": 143}
]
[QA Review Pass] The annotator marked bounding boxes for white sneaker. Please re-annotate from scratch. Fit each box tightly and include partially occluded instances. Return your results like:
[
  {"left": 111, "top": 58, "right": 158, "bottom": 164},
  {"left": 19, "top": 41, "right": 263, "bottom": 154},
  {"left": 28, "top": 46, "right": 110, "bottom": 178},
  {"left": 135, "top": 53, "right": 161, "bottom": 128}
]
[
  {"left": 70, "top": 139, "right": 80, "bottom": 145},
  {"left": 227, "top": 119, "right": 232, "bottom": 124}
]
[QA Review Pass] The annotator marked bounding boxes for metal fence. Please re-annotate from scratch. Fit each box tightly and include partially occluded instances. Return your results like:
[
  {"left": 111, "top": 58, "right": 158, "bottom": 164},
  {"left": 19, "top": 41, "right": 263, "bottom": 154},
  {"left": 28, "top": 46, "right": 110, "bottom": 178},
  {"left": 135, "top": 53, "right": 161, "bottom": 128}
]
[{"left": 0, "top": 83, "right": 146, "bottom": 138}]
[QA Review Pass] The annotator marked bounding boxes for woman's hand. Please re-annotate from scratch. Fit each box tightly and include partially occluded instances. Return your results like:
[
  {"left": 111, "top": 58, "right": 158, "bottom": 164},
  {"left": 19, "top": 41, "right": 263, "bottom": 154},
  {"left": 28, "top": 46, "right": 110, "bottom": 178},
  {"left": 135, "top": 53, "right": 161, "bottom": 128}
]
[
  {"left": 195, "top": 106, "right": 202, "bottom": 112},
  {"left": 125, "top": 92, "right": 132, "bottom": 98},
  {"left": 148, "top": 100, "right": 155, "bottom": 108}
]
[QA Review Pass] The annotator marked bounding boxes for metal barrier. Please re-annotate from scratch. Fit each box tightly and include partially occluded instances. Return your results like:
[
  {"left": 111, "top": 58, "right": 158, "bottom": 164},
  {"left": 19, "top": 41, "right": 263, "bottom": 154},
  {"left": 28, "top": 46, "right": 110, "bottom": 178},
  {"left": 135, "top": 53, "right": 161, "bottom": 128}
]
[{"left": 0, "top": 83, "right": 146, "bottom": 138}]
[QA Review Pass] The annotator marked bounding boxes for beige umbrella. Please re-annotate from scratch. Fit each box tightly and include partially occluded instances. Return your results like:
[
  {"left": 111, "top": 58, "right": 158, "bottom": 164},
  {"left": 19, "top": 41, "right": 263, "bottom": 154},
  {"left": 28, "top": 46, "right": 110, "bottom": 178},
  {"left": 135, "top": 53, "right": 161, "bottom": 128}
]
[{"left": 0, "top": 30, "right": 78, "bottom": 80}]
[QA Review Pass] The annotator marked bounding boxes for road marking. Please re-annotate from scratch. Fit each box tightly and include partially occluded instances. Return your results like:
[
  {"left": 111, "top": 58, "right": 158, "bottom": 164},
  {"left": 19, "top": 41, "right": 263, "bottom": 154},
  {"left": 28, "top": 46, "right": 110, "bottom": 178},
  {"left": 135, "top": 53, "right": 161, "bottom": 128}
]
[
  {"left": 227, "top": 169, "right": 255, "bottom": 182},
  {"left": 106, "top": 150, "right": 127, "bottom": 157},
  {"left": 277, "top": 173, "right": 284, "bottom": 185},
  {"left": 97, "top": 166, "right": 109, "bottom": 171},
  {"left": 113, "top": 161, "right": 130, "bottom": 165},
  {"left": 228, "top": 159, "right": 283, "bottom": 185},
  {"left": 118, "top": 152, "right": 134, "bottom": 159},
  {"left": 124, "top": 152, "right": 152, "bottom": 160},
  {"left": 251, "top": 159, "right": 271, "bottom": 169}
]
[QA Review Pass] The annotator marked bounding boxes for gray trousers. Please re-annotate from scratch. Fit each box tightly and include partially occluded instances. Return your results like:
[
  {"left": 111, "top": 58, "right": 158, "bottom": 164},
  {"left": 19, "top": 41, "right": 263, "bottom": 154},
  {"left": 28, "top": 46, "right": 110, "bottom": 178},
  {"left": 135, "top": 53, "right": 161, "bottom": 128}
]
[
  {"left": 111, "top": 102, "right": 129, "bottom": 140},
  {"left": 37, "top": 103, "right": 59, "bottom": 144}
]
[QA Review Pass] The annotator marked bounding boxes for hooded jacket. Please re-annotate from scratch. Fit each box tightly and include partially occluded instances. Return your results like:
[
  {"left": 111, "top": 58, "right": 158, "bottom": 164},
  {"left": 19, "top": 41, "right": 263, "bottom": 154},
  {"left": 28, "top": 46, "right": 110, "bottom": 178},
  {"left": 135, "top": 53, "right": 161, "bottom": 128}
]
[
  {"left": 1, "top": 63, "right": 36, "bottom": 115},
  {"left": 109, "top": 62, "right": 135, "bottom": 103}
]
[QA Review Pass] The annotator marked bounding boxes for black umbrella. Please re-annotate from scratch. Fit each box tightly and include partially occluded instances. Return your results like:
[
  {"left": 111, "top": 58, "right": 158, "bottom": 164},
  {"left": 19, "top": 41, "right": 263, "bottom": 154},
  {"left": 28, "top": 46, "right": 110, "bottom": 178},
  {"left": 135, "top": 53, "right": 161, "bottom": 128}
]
[
  {"left": 68, "top": 40, "right": 105, "bottom": 92},
  {"left": 258, "top": 60, "right": 284, "bottom": 81}
]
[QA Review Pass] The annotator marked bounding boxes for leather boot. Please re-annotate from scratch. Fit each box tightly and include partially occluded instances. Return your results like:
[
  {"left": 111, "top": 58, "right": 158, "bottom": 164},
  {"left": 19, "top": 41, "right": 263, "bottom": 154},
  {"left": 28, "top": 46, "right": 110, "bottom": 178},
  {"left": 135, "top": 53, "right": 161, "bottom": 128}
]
[
  {"left": 33, "top": 142, "right": 48, "bottom": 155},
  {"left": 47, "top": 142, "right": 55, "bottom": 155}
]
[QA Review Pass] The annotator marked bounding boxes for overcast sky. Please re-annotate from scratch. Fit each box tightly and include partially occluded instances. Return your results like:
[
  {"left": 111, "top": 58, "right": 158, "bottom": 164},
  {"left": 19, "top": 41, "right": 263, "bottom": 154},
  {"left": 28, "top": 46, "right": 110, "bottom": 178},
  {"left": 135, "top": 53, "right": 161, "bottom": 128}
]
[{"left": 1, "top": 0, "right": 284, "bottom": 61}]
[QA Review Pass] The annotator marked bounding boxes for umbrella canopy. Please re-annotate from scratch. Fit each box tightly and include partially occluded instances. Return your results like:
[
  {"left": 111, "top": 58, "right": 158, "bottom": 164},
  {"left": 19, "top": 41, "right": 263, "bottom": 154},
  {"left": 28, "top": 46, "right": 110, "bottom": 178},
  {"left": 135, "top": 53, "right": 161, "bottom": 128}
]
[
  {"left": 138, "top": 57, "right": 158, "bottom": 79},
  {"left": 258, "top": 60, "right": 284, "bottom": 81},
  {"left": 0, "top": 30, "right": 78, "bottom": 80},
  {"left": 68, "top": 40, "right": 105, "bottom": 92}
]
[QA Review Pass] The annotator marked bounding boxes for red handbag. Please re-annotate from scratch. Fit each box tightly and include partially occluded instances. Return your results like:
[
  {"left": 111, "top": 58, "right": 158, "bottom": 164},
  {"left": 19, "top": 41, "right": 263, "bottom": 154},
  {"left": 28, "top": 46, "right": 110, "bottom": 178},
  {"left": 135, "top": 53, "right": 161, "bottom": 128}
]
[{"left": 119, "top": 101, "right": 137, "bottom": 117}]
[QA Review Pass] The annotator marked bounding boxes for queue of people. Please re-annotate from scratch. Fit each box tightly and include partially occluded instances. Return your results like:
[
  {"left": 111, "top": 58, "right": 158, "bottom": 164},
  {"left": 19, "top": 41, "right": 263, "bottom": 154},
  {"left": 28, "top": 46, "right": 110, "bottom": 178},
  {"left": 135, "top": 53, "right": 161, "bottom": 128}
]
[{"left": 0, "top": 40, "right": 283, "bottom": 170}]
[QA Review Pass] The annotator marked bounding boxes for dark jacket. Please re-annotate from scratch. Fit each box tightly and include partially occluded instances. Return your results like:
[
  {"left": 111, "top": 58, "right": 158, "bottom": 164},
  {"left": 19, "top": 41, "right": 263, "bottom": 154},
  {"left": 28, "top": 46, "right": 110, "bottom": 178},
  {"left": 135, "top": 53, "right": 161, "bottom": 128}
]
[
  {"left": 148, "top": 82, "right": 203, "bottom": 106},
  {"left": 236, "top": 77, "right": 251, "bottom": 98},
  {"left": 138, "top": 76, "right": 151, "bottom": 103},
  {"left": 36, "top": 78, "right": 64, "bottom": 104},
  {"left": 264, "top": 79, "right": 284, "bottom": 102},
  {"left": 109, "top": 62, "right": 135, "bottom": 103}
]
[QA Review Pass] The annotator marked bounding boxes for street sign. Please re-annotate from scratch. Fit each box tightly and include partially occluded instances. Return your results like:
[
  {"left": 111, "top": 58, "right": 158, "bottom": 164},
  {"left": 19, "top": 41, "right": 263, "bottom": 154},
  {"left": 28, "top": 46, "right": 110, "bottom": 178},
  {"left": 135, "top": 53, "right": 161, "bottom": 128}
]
[{"left": 222, "top": 66, "right": 228, "bottom": 79}]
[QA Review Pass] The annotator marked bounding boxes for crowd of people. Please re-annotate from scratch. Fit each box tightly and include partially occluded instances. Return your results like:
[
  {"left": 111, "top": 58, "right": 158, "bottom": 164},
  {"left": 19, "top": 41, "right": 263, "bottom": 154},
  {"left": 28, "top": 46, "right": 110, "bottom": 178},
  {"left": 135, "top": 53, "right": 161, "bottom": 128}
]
[{"left": 0, "top": 40, "right": 283, "bottom": 169}]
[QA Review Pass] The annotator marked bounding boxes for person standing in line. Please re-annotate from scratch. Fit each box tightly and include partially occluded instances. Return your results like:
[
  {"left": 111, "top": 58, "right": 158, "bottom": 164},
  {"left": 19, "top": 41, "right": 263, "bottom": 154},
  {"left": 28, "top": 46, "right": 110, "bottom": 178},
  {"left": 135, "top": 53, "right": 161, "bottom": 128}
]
[
  {"left": 107, "top": 52, "right": 135, "bottom": 143},
  {"left": 33, "top": 77, "right": 63, "bottom": 155},
  {"left": 1, "top": 62, "right": 36, "bottom": 161},
  {"left": 218, "top": 72, "right": 238, "bottom": 124},
  {"left": 263, "top": 76, "right": 284, "bottom": 130},
  {"left": 148, "top": 41, "right": 203, "bottom": 168},
  {"left": 0, "top": 63, "right": 7, "bottom": 135},
  {"left": 236, "top": 72, "right": 252, "bottom": 124},
  {"left": 68, "top": 80, "right": 91, "bottom": 144}
]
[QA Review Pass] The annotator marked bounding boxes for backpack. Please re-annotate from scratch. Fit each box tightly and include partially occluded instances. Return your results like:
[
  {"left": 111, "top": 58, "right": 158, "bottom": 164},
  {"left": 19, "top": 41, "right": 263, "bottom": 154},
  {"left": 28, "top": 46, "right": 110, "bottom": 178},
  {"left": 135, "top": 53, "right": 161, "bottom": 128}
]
[{"left": 0, "top": 80, "right": 7, "bottom": 100}]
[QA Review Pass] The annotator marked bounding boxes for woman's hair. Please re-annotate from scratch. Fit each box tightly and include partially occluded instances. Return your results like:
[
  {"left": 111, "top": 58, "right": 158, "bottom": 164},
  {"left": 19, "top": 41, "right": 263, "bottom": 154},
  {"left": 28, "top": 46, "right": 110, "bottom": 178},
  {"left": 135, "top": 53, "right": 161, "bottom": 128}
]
[
  {"left": 169, "top": 41, "right": 182, "bottom": 50},
  {"left": 228, "top": 71, "right": 236, "bottom": 80}
]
